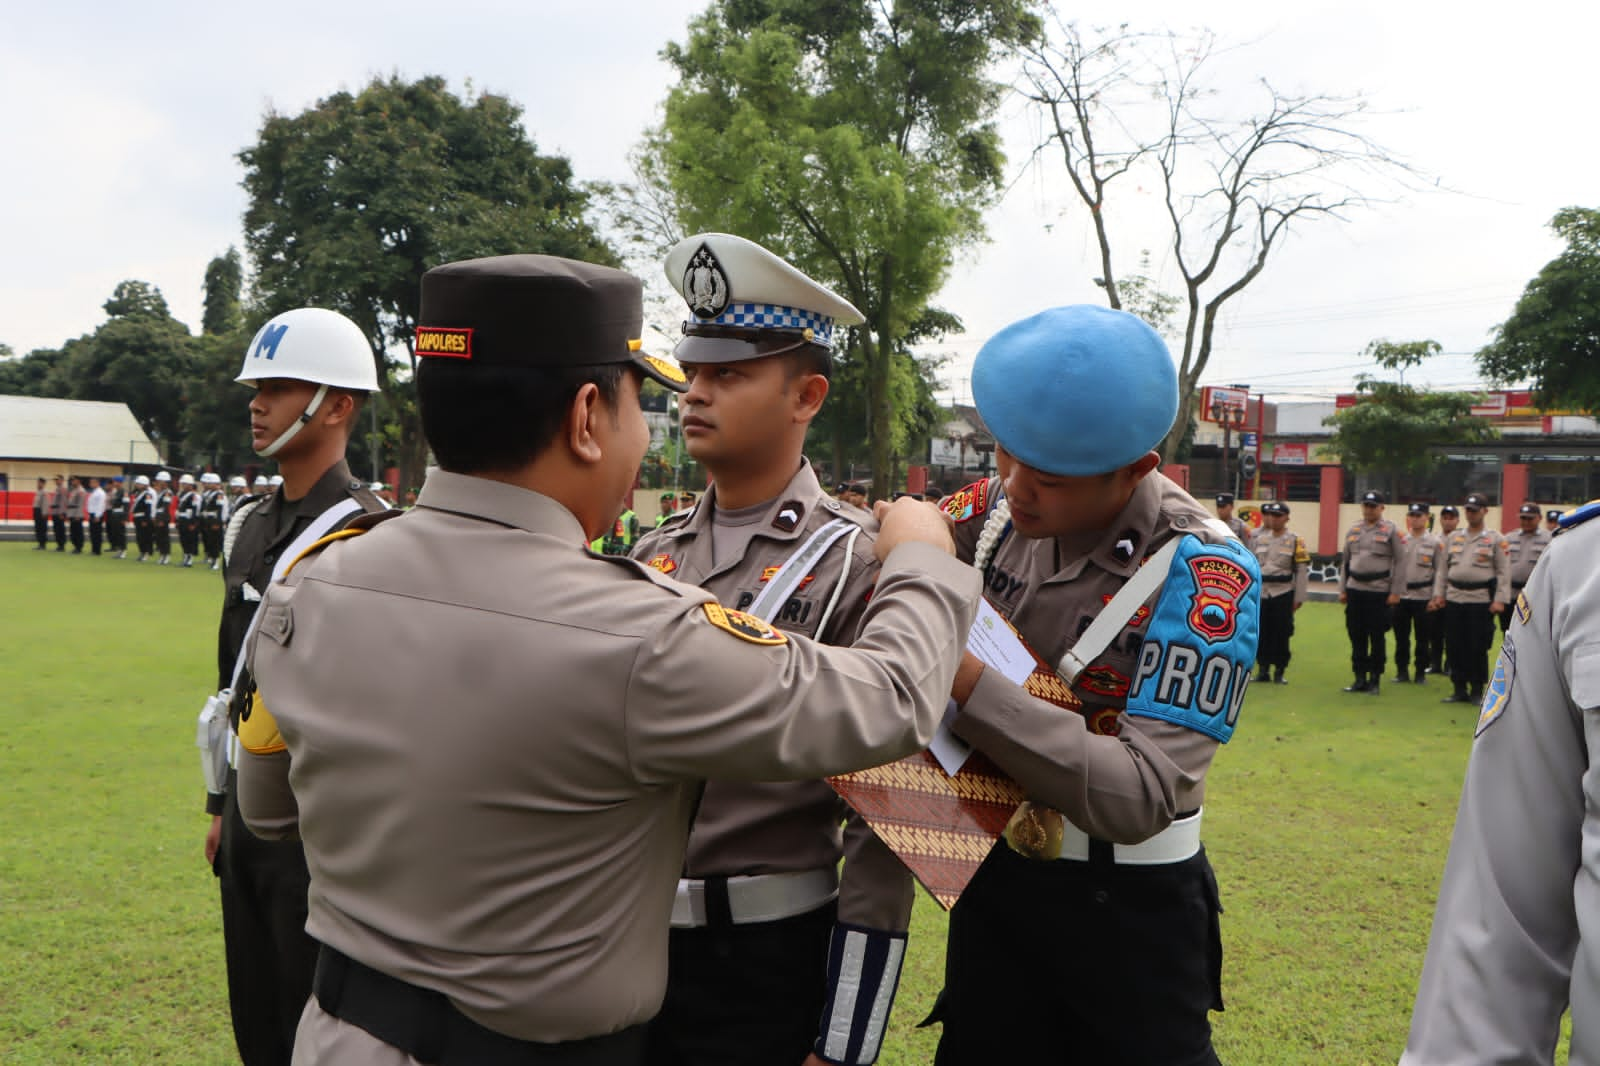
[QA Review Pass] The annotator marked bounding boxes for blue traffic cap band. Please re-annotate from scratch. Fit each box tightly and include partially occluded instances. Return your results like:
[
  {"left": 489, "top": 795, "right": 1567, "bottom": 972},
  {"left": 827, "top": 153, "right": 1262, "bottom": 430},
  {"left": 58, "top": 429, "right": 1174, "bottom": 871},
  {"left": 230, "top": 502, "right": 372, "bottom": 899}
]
[{"left": 690, "top": 302, "right": 836, "bottom": 349}]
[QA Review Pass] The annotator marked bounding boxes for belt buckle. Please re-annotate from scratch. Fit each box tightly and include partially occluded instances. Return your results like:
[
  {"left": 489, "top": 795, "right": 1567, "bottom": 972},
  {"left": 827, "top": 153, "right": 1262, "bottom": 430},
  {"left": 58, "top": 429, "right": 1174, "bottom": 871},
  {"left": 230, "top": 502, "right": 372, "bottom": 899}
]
[{"left": 1003, "top": 802, "right": 1064, "bottom": 860}]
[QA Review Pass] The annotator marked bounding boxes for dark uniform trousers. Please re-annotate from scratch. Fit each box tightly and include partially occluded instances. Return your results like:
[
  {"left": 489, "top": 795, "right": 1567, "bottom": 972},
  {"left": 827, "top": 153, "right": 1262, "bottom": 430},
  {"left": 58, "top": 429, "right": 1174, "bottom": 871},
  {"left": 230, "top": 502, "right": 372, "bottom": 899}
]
[
  {"left": 53, "top": 512, "right": 67, "bottom": 549},
  {"left": 1343, "top": 589, "right": 1390, "bottom": 676},
  {"left": 107, "top": 511, "right": 126, "bottom": 553},
  {"left": 931, "top": 842, "right": 1223, "bottom": 1066},
  {"left": 69, "top": 516, "right": 85, "bottom": 551},
  {"left": 133, "top": 513, "right": 153, "bottom": 556},
  {"left": 644, "top": 900, "right": 837, "bottom": 1066},
  {"left": 1391, "top": 597, "right": 1435, "bottom": 674},
  {"left": 216, "top": 773, "right": 318, "bottom": 1066},
  {"left": 154, "top": 516, "right": 171, "bottom": 558},
  {"left": 1444, "top": 602, "right": 1496, "bottom": 688},
  {"left": 179, "top": 519, "right": 201, "bottom": 558},
  {"left": 33, "top": 506, "right": 47, "bottom": 548},
  {"left": 89, "top": 515, "right": 104, "bottom": 554},
  {"left": 1257, "top": 590, "right": 1295, "bottom": 670}
]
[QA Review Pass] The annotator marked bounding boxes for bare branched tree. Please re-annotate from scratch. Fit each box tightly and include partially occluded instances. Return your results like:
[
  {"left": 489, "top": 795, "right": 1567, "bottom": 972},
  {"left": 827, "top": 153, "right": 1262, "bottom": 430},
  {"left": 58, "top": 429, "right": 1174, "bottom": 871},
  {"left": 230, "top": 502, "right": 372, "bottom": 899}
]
[{"left": 1020, "top": 20, "right": 1418, "bottom": 459}]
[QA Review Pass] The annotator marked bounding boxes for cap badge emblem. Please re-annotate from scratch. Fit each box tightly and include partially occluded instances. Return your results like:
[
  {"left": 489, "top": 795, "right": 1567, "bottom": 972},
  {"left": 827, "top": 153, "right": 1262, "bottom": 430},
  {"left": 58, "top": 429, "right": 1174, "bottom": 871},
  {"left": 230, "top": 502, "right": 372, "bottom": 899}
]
[{"left": 684, "top": 243, "right": 730, "bottom": 318}]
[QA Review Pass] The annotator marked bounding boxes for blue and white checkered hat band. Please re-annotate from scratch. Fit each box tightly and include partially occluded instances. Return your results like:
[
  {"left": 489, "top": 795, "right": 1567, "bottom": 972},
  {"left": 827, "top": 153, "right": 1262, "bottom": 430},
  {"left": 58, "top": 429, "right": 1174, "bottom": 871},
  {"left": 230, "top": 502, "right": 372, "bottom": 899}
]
[{"left": 691, "top": 303, "right": 837, "bottom": 348}]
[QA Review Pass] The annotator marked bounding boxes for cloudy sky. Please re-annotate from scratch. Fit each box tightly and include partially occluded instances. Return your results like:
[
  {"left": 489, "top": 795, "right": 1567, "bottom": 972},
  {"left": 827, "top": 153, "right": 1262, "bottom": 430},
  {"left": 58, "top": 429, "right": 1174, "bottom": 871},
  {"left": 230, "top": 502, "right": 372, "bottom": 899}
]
[{"left": 3, "top": 2, "right": 1591, "bottom": 404}]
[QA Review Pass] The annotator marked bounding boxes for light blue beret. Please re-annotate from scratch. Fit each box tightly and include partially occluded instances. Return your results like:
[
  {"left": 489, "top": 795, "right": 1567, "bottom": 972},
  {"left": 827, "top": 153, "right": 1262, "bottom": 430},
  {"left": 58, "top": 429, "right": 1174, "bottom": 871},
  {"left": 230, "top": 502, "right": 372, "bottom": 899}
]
[{"left": 972, "top": 305, "right": 1178, "bottom": 477}]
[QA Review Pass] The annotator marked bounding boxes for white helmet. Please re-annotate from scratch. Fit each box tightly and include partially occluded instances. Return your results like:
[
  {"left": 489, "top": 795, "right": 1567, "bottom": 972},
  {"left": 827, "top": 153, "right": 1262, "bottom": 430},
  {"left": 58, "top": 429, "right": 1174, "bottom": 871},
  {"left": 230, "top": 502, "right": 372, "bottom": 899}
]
[
  {"left": 269, "top": 475, "right": 284, "bottom": 487},
  {"left": 237, "top": 307, "right": 380, "bottom": 458},
  {"left": 134, "top": 475, "right": 151, "bottom": 487},
  {"left": 178, "top": 473, "right": 196, "bottom": 486},
  {"left": 201, "top": 472, "right": 221, "bottom": 485},
  {"left": 252, "top": 476, "right": 270, "bottom": 489},
  {"left": 229, "top": 476, "right": 247, "bottom": 489},
  {"left": 154, "top": 470, "right": 172, "bottom": 483}
]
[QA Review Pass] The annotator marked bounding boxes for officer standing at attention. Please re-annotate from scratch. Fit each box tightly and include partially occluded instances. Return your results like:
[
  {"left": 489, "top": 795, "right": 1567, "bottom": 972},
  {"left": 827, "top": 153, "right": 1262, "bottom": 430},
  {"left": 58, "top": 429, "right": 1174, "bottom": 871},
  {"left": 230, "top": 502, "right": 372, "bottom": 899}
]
[
  {"left": 1501, "top": 503, "right": 1551, "bottom": 635},
  {"left": 633, "top": 233, "right": 911, "bottom": 1066},
  {"left": 48, "top": 475, "right": 67, "bottom": 550},
  {"left": 1545, "top": 507, "right": 1563, "bottom": 534},
  {"left": 151, "top": 470, "right": 175, "bottom": 565},
  {"left": 1400, "top": 500, "right": 1600, "bottom": 1064},
  {"left": 129, "top": 474, "right": 154, "bottom": 561},
  {"left": 32, "top": 477, "right": 50, "bottom": 550},
  {"left": 1429, "top": 505, "right": 1460, "bottom": 677},
  {"left": 86, "top": 477, "right": 107, "bottom": 555},
  {"left": 930, "top": 305, "right": 1260, "bottom": 1066},
  {"left": 1338, "top": 490, "right": 1405, "bottom": 694},
  {"left": 1215, "top": 492, "right": 1249, "bottom": 539},
  {"left": 106, "top": 476, "right": 129, "bottom": 558},
  {"left": 64, "top": 476, "right": 87, "bottom": 552},
  {"left": 199, "top": 472, "right": 229, "bottom": 570},
  {"left": 176, "top": 473, "right": 203, "bottom": 567},
  {"left": 1430, "top": 493, "right": 1510, "bottom": 705},
  {"left": 234, "top": 254, "right": 980, "bottom": 1066},
  {"left": 1250, "top": 500, "right": 1306, "bottom": 684},
  {"left": 655, "top": 490, "right": 676, "bottom": 527},
  {"left": 204, "top": 307, "right": 386, "bottom": 1066},
  {"left": 1391, "top": 503, "right": 1442, "bottom": 685}
]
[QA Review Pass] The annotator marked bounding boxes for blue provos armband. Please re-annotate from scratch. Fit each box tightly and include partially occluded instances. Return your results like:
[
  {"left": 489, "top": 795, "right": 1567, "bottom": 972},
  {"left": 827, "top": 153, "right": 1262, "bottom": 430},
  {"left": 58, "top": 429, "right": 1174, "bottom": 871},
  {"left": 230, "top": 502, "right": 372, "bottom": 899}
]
[
  {"left": 815, "top": 924, "right": 908, "bottom": 1065},
  {"left": 1124, "top": 534, "right": 1260, "bottom": 742}
]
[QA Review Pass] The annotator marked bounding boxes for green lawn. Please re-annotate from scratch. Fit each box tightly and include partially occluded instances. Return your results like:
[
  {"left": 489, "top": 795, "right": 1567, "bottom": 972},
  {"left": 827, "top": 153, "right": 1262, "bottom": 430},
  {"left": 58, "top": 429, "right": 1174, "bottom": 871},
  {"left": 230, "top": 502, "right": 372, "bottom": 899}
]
[{"left": 0, "top": 544, "right": 1557, "bottom": 1064}]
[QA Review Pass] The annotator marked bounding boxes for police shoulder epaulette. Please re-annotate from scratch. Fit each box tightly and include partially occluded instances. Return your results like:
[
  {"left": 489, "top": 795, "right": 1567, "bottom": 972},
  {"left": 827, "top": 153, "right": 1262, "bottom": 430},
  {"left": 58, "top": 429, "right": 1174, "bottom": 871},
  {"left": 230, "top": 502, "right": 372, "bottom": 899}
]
[
  {"left": 941, "top": 479, "right": 993, "bottom": 524},
  {"left": 282, "top": 510, "right": 402, "bottom": 576},
  {"left": 1557, "top": 499, "right": 1600, "bottom": 533}
]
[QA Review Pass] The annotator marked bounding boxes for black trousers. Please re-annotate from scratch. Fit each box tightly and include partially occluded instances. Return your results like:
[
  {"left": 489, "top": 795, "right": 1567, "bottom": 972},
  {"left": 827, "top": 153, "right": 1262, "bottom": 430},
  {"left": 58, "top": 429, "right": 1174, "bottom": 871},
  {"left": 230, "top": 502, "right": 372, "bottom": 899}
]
[
  {"left": 1343, "top": 588, "right": 1390, "bottom": 676},
  {"left": 178, "top": 521, "right": 200, "bottom": 556},
  {"left": 153, "top": 522, "right": 171, "bottom": 557},
  {"left": 107, "top": 516, "right": 126, "bottom": 552},
  {"left": 69, "top": 517, "right": 85, "bottom": 551},
  {"left": 52, "top": 514, "right": 66, "bottom": 548},
  {"left": 33, "top": 507, "right": 47, "bottom": 547},
  {"left": 134, "top": 518, "right": 152, "bottom": 555},
  {"left": 644, "top": 901, "right": 835, "bottom": 1066},
  {"left": 217, "top": 785, "right": 318, "bottom": 1066},
  {"left": 1444, "top": 601, "right": 1495, "bottom": 687},
  {"left": 1498, "top": 589, "right": 1524, "bottom": 635},
  {"left": 89, "top": 516, "right": 104, "bottom": 554},
  {"left": 202, "top": 520, "right": 224, "bottom": 559},
  {"left": 1391, "top": 598, "right": 1435, "bottom": 672},
  {"left": 1257, "top": 592, "right": 1295, "bottom": 669},
  {"left": 932, "top": 842, "right": 1224, "bottom": 1066}
]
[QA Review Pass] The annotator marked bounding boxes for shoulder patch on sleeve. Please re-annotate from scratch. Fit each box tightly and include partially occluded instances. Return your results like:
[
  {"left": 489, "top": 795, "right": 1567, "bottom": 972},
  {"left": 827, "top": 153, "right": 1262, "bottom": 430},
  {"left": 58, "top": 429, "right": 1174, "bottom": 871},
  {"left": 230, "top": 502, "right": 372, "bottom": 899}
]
[
  {"left": 1124, "top": 535, "right": 1260, "bottom": 743},
  {"left": 1558, "top": 500, "right": 1600, "bottom": 532},
  {"left": 1476, "top": 635, "right": 1517, "bottom": 737},
  {"left": 702, "top": 602, "right": 788, "bottom": 645},
  {"left": 238, "top": 691, "right": 286, "bottom": 755},
  {"left": 941, "top": 479, "right": 990, "bottom": 524},
  {"left": 1293, "top": 536, "right": 1309, "bottom": 564}
]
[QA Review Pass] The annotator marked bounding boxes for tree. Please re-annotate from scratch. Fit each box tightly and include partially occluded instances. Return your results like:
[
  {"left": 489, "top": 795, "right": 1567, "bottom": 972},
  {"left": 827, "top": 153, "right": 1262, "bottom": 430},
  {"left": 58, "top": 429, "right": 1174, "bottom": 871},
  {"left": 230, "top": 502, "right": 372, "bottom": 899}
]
[
  {"left": 1323, "top": 340, "right": 1495, "bottom": 497},
  {"left": 1477, "top": 207, "right": 1600, "bottom": 414},
  {"left": 239, "top": 74, "right": 617, "bottom": 492},
  {"left": 202, "top": 247, "right": 244, "bottom": 337},
  {"left": 1022, "top": 21, "right": 1415, "bottom": 460},
  {"left": 649, "top": 0, "right": 1038, "bottom": 499}
]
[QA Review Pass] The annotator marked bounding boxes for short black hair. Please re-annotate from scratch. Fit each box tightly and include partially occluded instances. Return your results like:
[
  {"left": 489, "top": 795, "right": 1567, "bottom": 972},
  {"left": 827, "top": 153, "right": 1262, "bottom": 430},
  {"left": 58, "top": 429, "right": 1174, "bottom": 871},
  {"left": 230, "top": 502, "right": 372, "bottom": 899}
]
[
  {"left": 782, "top": 343, "right": 833, "bottom": 382},
  {"left": 418, "top": 358, "right": 625, "bottom": 474}
]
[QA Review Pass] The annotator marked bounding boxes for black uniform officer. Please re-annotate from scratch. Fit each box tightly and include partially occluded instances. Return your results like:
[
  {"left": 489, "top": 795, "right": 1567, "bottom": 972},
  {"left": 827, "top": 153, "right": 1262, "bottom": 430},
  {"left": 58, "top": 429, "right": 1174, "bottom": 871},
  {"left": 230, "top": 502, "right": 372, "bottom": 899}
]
[
  {"left": 176, "top": 474, "right": 202, "bottom": 567},
  {"left": 106, "top": 477, "right": 128, "bottom": 558},
  {"left": 130, "top": 475, "right": 154, "bottom": 560},
  {"left": 199, "top": 473, "right": 228, "bottom": 569},
  {"left": 152, "top": 471, "right": 174, "bottom": 564},
  {"left": 205, "top": 306, "right": 385, "bottom": 1066}
]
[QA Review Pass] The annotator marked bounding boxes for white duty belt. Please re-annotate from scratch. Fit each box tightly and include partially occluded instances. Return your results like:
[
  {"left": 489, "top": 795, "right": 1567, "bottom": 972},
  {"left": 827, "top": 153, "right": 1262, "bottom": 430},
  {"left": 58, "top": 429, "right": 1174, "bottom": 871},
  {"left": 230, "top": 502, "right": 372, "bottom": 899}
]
[
  {"left": 670, "top": 869, "right": 840, "bottom": 928},
  {"left": 1053, "top": 809, "right": 1204, "bottom": 865}
]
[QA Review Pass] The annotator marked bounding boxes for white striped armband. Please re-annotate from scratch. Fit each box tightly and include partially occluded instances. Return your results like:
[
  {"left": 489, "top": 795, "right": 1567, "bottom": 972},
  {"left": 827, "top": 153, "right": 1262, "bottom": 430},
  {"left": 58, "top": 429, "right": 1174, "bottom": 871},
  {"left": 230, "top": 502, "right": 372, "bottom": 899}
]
[{"left": 814, "top": 924, "right": 907, "bottom": 1065}]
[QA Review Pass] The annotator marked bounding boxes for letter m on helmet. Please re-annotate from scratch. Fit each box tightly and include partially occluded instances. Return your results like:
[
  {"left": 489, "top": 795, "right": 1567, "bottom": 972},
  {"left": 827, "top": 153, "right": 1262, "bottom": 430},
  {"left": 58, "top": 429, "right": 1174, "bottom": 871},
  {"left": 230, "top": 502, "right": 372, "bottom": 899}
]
[{"left": 252, "top": 322, "right": 290, "bottom": 361}]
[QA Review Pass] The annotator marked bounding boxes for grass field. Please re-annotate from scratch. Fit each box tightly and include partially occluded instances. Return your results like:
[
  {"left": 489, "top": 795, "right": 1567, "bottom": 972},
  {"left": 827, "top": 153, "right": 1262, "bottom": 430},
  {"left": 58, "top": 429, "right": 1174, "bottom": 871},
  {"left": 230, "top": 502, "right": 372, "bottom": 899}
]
[{"left": 0, "top": 542, "right": 1563, "bottom": 1064}]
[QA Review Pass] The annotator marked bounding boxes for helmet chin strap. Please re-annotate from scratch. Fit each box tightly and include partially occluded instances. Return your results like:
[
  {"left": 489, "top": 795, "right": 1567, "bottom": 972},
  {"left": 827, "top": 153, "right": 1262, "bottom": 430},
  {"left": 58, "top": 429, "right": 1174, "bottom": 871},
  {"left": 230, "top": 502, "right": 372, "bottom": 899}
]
[{"left": 254, "top": 384, "right": 329, "bottom": 459}]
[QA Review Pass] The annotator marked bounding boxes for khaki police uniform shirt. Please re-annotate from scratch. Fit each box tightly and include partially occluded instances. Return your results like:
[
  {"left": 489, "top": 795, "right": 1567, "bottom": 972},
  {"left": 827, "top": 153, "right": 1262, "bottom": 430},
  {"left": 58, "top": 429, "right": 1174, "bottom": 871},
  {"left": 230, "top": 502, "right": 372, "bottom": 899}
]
[
  {"left": 1251, "top": 527, "right": 1309, "bottom": 605},
  {"left": 1505, "top": 528, "right": 1552, "bottom": 591},
  {"left": 946, "top": 472, "right": 1233, "bottom": 844},
  {"left": 1339, "top": 517, "right": 1405, "bottom": 596},
  {"left": 1398, "top": 531, "right": 1443, "bottom": 602},
  {"left": 1433, "top": 526, "right": 1512, "bottom": 605},
  {"left": 1226, "top": 514, "right": 1249, "bottom": 540},
  {"left": 1402, "top": 513, "right": 1600, "bottom": 1064},
  {"left": 236, "top": 469, "right": 979, "bottom": 1044},
  {"left": 631, "top": 460, "right": 912, "bottom": 931},
  {"left": 65, "top": 485, "right": 85, "bottom": 517}
]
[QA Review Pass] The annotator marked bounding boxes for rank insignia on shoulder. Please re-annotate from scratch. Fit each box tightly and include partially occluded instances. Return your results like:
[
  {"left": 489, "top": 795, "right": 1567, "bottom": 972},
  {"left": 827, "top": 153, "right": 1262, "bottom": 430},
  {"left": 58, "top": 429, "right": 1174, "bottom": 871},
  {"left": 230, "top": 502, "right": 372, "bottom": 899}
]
[
  {"left": 702, "top": 602, "right": 788, "bottom": 645},
  {"left": 942, "top": 480, "right": 990, "bottom": 524},
  {"left": 1514, "top": 591, "right": 1531, "bottom": 625},
  {"left": 647, "top": 554, "right": 677, "bottom": 575},
  {"left": 773, "top": 500, "right": 804, "bottom": 532}
]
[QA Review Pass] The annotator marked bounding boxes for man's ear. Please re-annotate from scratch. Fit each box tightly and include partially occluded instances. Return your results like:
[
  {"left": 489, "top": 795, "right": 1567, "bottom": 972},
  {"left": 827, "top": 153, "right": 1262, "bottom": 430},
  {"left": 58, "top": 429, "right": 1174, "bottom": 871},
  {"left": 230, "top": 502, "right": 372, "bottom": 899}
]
[
  {"left": 320, "top": 390, "right": 358, "bottom": 430},
  {"left": 1127, "top": 451, "right": 1162, "bottom": 483},
  {"left": 791, "top": 372, "right": 829, "bottom": 424},
  {"left": 567, "top": 382, "right": 604, "bottom": 464}
]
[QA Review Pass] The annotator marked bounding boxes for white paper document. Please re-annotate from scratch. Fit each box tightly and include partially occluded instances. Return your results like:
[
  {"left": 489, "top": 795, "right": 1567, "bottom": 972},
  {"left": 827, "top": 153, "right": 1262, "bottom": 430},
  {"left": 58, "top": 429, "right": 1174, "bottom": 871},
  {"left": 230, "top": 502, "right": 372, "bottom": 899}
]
[{"left": 930, "top": 597, "right": 1042, "bottom": 775}]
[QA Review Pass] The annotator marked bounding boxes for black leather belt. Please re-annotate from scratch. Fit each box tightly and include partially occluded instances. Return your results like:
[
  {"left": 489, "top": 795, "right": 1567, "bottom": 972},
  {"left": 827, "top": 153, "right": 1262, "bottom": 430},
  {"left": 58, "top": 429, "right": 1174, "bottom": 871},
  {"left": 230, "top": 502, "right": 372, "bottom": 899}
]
[
  {"left": 1347, "top": 569, "right": 1391, "bottom": 582},
  {"left": 1512, "top": 581, "right": 1528, "bottom": 591},
  {"left": 1406, "top": 580, "right": 1433, "bottom": 590},
  {"left": 1263, "top": 574, "right": 1294, "bottom": 584},
  {"left": 1449, "top": 578, "right": 1496, "bottom": 591},
  {"left": 313, "top": 945, "right": 645, "bottom": 1065}
]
